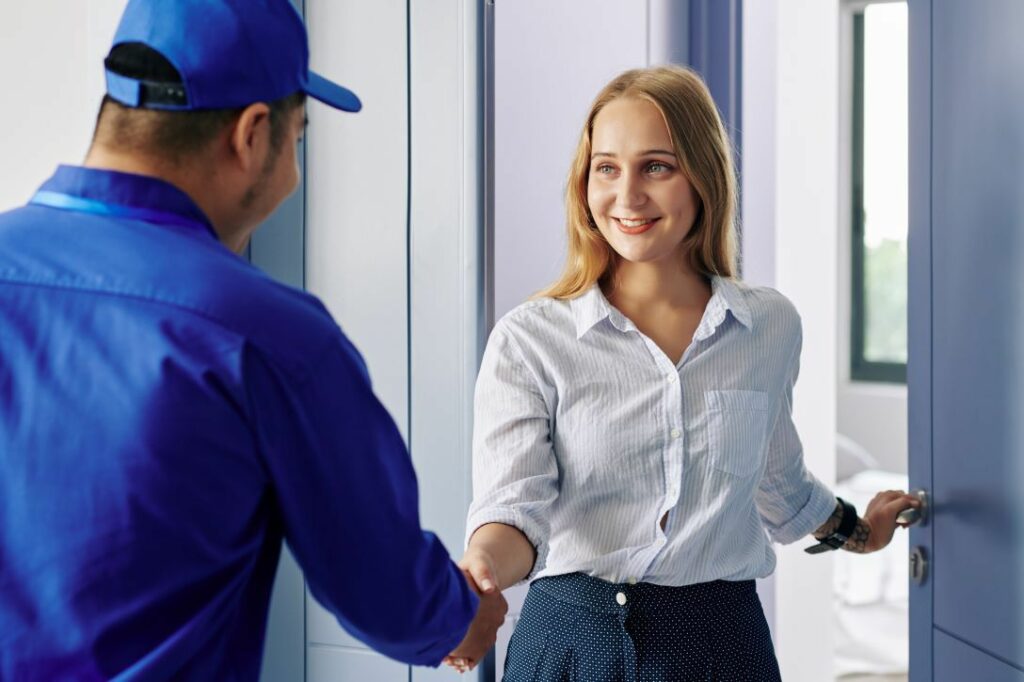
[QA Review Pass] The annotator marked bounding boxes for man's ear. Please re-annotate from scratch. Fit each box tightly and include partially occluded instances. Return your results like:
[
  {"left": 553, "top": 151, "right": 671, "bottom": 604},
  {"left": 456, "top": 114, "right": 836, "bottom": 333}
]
[{"left": 228, "top": 102, "right": 272, "bottom": 174}]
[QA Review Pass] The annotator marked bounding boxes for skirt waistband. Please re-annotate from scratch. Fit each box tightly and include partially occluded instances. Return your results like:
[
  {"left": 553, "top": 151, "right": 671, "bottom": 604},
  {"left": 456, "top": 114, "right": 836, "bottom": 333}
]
[{"left": 530, "top": 572, "right": 756, "bottom": 615}]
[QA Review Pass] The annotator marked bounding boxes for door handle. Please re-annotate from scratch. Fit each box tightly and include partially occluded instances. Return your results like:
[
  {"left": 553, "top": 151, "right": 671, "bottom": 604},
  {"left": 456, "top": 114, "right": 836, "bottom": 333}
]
[{"left": 896, "top": 489, "right": 929, "bottom": 527}]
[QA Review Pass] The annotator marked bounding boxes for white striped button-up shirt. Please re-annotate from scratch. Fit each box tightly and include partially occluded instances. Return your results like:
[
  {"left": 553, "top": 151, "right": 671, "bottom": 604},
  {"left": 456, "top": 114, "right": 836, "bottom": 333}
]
[{"left": 466, "top": 277, "right": 836, "bottom": 586}]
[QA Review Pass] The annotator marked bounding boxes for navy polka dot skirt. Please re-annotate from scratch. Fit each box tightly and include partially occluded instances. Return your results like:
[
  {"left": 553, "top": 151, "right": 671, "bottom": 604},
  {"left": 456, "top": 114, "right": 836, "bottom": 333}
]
[{"left": 503, "top": 573, "right": 782, "bottom": 681}]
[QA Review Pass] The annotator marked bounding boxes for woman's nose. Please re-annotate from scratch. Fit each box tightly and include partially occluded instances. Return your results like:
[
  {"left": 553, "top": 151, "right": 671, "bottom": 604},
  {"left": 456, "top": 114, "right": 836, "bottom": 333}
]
[{"left": 616, "top": 171, "right": 647, "bottom": 208}]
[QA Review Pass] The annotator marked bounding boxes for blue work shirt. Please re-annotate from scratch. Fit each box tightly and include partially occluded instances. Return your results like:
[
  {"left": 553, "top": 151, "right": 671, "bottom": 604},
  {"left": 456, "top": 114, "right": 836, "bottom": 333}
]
[{"left": 0, "top": 166, "right": 477, "bottom": 680}]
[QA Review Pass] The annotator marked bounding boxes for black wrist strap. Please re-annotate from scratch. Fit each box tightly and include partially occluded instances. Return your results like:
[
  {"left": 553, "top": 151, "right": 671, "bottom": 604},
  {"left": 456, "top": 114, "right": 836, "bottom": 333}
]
[{"left": 804, "top": 497, "right": 858, "bottom": 554}]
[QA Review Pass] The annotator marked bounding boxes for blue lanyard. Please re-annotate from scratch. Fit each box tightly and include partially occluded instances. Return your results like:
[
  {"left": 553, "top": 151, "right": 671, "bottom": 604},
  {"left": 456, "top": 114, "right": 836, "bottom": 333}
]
[{"left": 30, "top": 190, "right": 216, "bottom": 237}]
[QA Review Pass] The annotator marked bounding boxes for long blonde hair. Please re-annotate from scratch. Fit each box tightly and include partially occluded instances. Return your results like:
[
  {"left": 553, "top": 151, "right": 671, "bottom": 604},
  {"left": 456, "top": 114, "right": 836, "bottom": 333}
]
[{"left": 536, "top": 65, "right": 739, "bottom": 300}]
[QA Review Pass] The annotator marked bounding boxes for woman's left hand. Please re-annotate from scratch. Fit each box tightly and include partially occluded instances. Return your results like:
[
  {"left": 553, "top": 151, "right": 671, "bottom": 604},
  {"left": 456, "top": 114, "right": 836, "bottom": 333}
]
[{"left": 860, "top": 490, "right": 921, "bottom": 553}]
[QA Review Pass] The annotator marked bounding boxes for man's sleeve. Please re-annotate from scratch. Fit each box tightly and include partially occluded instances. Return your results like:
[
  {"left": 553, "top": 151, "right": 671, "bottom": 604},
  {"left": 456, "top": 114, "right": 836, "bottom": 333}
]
[{"left": 243, "top": 331, "right": 478, "bottom": 666}]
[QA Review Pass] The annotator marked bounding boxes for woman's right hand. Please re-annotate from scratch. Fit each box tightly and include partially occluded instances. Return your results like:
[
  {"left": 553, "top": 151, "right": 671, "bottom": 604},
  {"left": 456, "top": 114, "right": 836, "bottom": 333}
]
[
  {"left": 458, "top": 546, "right": 501, "bottom": 595},
  {"left": 443, "top": 548, "right": 506, "bottom": 673},
  {"left": 443, "top": 523, "right": 536, "bottom": 671}
]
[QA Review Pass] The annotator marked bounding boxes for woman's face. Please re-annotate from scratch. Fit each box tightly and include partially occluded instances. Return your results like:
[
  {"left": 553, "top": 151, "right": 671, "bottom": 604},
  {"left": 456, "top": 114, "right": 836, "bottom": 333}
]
[{"left": 587, "top": 97, "right": 700, "bottom": 267}]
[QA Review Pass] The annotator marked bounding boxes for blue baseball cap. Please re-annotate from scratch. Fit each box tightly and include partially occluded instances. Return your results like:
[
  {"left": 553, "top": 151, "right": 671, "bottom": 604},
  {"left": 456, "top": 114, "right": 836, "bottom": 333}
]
[{"left": 105, "top": 0, "right": 361, "bottom": 113}]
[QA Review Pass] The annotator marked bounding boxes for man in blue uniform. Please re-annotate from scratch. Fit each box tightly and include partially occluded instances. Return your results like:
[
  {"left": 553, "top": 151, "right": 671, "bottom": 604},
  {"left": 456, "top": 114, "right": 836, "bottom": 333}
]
[{"left": 0, "top": 0, "right": 504, "bottom": 678}]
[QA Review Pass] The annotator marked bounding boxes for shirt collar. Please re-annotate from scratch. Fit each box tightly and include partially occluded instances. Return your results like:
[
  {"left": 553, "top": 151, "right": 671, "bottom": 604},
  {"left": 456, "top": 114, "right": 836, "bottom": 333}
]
[
  {"left": 36, "top": 165, "right": 218, "bottom": 240},
  {"left": 709, "top": 276, "right": 753, "bottom": 330},
  {"left": 570, "top": 275, "right": 753, "bottom": 340},
  {"left": 571, "top": 285, "right": 630, "bottom": 339}
]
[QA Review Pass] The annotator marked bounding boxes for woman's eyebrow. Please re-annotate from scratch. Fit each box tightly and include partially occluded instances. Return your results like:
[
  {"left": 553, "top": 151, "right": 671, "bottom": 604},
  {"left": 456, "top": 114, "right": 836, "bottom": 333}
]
[{"left": 591, "top": 149, "right": 676, "bottom": 159}]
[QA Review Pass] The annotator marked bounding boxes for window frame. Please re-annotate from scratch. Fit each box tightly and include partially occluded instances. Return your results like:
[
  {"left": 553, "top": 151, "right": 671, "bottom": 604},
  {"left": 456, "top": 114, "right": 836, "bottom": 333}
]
[{"left": 848, "top": 1, "right": 908, "bottom": 385}]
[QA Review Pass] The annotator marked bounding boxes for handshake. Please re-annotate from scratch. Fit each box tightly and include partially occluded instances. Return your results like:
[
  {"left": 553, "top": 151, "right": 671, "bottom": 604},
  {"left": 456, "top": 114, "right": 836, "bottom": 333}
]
[{"left": 442, "top": 549, "right": 509, "bottom": 674}]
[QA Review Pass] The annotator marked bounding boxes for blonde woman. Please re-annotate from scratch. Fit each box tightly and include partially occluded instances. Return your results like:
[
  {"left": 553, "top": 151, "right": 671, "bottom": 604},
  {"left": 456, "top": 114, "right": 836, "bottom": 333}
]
[{"left": 449, "top": 66, "right": 918, "bottom": 680}]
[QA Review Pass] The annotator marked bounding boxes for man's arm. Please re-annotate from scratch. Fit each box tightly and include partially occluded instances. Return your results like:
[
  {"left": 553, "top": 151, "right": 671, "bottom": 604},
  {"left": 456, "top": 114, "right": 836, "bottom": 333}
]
[{"left": 245, "top": 334, "right": 484, "bottom": 666}]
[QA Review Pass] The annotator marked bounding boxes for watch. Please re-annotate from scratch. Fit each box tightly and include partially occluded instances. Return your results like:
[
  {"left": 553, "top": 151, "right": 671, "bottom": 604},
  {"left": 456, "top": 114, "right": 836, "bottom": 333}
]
[{"left": 804, "top": 497, "right": 858, "bottom": 554}]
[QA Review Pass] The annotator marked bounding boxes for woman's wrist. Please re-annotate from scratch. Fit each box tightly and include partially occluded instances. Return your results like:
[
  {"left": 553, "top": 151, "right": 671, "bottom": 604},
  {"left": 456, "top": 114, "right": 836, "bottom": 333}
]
[
  {"left": 812, "top": 501, "right": 844, "bottom": 541},
  {"left": 464, "top": 522, "right": 536, "bottom": 590},
  {"left": 811, "top": 499, "right": 874, "bottom": 553},
  {"left": 840, "top": 517, "right": 873, "bottom": 554}
]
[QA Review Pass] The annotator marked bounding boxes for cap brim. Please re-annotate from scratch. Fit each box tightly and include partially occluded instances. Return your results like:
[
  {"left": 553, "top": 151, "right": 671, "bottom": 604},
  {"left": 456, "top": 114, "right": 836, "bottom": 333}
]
[{"left": 305, "top": 71, "right": 362, "bottom": 112}]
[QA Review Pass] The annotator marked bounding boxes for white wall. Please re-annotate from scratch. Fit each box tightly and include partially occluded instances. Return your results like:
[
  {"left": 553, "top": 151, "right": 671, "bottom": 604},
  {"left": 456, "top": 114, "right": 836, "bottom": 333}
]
[
  {"left": 0, "top": 1, "right": 126, "bottom": 213},
  {"left": 741, "top": 0, "right": 778, "bottom": 287},
  {"left": 493, "top": 0, "right": 649, "bottom": 318},
  {"left": 773, "top": 4, "right": 840, "bottom": 679},
  {"left": 305, "top": 1, "right": 410, "bottom": 439},
  {"left": 743, "top": 2, "right": 840, "bottom": 681}
]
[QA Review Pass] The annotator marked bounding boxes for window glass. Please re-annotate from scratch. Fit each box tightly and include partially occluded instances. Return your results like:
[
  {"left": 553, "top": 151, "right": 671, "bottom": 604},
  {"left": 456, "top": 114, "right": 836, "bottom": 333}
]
[
  {"left": 852, "top": 2, "right": 908, "bottom": 382},
  {"left": 862, "top": 3, "right": 908, "bottom": 364}
]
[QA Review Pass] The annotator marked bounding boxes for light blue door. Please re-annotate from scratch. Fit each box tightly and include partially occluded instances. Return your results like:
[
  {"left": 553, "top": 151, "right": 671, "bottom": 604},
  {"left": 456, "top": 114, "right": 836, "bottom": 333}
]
[{"left": 908, "top": 1, "right": 1024, "bottom": 680}]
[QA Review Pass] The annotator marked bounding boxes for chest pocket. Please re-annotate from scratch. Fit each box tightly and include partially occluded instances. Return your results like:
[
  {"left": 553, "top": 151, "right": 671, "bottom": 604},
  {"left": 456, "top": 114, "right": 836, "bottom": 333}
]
[{"left": 704, "top": 389, "right": 771, "bottom": 477}]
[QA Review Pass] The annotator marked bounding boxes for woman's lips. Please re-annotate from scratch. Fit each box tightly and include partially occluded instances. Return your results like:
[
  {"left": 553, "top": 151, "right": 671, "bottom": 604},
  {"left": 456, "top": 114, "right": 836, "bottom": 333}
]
[{"left": 614, "top": 217, "right": 659, "bottom": 235}]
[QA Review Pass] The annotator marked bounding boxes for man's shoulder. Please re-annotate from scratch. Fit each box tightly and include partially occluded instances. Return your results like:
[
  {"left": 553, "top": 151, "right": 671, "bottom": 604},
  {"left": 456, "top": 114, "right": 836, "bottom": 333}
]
[
  {"left": 118, "top": 239, "right": 344, "bottom": 380},
  {"left": 197, "top": 263, "right": 342, "bottom": 375},
  {"left": 0, "top": 204, "right": 343, "bottom": 377}
]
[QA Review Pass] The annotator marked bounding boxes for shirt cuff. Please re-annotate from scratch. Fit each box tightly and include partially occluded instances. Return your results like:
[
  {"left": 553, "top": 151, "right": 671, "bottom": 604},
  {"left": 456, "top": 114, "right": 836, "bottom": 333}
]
[
  {"left": 465, "top": 505, "right": 548, "bottom": 583},
  {"left": 766, "top": 482, "right": 837, "bottom": 545}
]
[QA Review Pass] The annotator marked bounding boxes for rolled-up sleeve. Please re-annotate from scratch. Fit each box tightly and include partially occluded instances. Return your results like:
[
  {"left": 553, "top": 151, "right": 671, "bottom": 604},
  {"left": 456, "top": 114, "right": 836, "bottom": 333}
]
[
  {"left": 755, "top": 324, "right": 837, "bottom": 545},
  {"left": 246, "top": 331, "right": 477, "bottom": 667},
  {"left": 465, "top": 324, "right": 559, "bottom": 582}
]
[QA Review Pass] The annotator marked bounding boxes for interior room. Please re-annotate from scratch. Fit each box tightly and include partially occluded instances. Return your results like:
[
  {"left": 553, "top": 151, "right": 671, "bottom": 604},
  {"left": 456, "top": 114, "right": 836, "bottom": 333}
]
[{"left": 4, "top": 1, "right": 1020, "bottom": 681}]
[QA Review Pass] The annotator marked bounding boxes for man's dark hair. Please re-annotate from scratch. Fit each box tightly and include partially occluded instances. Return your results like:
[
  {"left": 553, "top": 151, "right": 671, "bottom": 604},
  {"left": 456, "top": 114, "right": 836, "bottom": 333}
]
[{"left": 93, "top": 43, "right": 305, "bottom": 163}]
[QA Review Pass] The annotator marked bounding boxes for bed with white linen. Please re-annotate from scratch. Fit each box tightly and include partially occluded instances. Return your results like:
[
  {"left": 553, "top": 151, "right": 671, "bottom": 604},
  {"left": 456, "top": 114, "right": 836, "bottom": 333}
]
[{"left": 833, "top": 436, "right": 909, "bottom": 678}]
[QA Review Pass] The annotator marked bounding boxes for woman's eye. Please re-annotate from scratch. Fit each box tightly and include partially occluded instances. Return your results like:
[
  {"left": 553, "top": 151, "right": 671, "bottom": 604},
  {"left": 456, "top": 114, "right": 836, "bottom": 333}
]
[
  {"left": 595, "top": 164, "right": 615, "bottom": 174},
  {"left": 647, "top": 162, "right": 672, "bottom": 173}
]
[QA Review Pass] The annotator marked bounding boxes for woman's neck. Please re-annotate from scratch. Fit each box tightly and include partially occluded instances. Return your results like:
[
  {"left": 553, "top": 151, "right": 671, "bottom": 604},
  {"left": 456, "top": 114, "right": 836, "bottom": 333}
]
[{"left": 604, "top": 257, "right": 711, "bottom": 313}]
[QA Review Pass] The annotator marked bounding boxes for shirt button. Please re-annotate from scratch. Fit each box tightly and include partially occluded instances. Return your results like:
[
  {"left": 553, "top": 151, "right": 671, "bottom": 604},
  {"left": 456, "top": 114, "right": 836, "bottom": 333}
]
[
  {"left": 628, "top": 577, "right": 638, "bottom": 585},
  {"left": 671, "top": 428, "right": 681, "bottom": 439},
  {"left": 668, "top": 373, "right": 678, "bottom": 383},
  {"left": 615, "top": 592, "right": 627, "bottom": 605}
]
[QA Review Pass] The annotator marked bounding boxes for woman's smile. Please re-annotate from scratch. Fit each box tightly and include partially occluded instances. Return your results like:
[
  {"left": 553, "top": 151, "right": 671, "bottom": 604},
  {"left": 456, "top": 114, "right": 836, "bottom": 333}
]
[{"left": 613, "top": 216, "right": 661, "bottom": 235}]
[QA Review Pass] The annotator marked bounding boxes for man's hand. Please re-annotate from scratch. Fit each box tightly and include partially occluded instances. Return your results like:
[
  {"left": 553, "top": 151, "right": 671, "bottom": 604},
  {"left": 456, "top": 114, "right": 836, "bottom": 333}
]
[{"left": 443, "top": 550, "right": 507, "bottom": 673}]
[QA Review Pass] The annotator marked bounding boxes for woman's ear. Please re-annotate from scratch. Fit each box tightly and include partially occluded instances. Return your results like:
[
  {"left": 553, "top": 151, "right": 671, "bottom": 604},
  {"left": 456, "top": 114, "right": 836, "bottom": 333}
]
[{"left": 228, "top": 102, "right": 272, "bottom": 174}]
